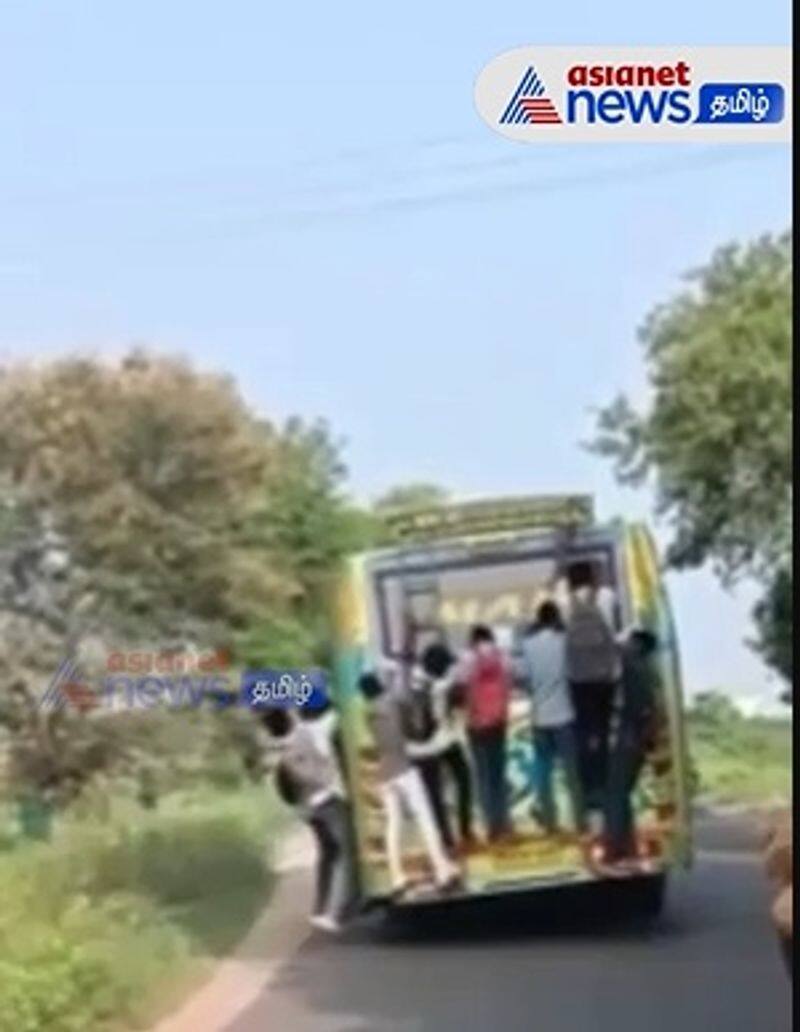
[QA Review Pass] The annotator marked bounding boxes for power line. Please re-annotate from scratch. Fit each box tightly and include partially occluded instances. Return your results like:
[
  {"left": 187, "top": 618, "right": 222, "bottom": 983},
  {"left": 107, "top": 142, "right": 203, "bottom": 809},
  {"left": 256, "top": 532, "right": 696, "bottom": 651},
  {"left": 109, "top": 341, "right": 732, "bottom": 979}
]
[
  {"left": 5, "top": 144, "right": 785, "bottom": 253},
  {"left": 1, "top": 133, "right": 495, "bottom": 208},
  {"left": 194, "top": 146, "right": 784, "bottom": 237}
]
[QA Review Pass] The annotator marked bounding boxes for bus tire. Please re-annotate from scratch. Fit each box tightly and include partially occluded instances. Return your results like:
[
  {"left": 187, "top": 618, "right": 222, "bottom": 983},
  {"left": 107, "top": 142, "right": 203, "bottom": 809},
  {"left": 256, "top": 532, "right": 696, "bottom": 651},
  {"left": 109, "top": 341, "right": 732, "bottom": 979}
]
[{"left": 629, "top": 873, "right": 667, "bottom": 919}]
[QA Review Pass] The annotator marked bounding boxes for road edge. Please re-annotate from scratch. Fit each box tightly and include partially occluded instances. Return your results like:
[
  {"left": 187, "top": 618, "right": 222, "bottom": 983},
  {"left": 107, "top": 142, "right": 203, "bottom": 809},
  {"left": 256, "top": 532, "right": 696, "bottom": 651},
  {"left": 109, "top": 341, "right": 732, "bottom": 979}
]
[{"left": 150, "top": 824, "right": 314, "bottom": 1032}]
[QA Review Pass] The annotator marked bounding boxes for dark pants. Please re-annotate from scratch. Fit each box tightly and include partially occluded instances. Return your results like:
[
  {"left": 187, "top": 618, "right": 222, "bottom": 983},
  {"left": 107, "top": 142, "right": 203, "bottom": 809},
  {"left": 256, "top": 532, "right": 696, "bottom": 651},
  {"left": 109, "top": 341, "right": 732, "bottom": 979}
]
[
  {"left": 308, "top": 796, "right": 355, "bottom": 921},
  {"left": 603, "top": 725, "right": 646, "bottom": 861},
  {"left": 414, "top": 742, "right": 474, "bottom": 849},
  {"left": 469, "top": 726, "right": 510, "bottom": 839},
  {"left": 532, "top": 724, "right": 586, "bottom": 834},
  {"left": 442, "top": 742, "right": 474, "bottom": 841},
  {"left": 570, "top": 681, "right": 616, "bottom": 809}
]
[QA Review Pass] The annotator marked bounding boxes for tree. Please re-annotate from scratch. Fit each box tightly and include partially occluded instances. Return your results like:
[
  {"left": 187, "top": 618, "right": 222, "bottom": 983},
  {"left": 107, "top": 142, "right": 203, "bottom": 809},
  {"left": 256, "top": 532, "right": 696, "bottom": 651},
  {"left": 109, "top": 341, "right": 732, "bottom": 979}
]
[
  {"left": 235, "top": 417, "right": 376, "bottom": 669},
  {"left": 0, "top": 350, "right": 283, "bottom": 641},
  {"left": 689, "top": 690, "right": 743, "bottom": 731},
  {"left": 0, "top": 488, "right": 122, "bottom": 805},
  {"left": 750, "top": 567, "right": 793, "bottom": 692},
  {"left": 0, "top": 352, "right": 370, "bottom": 802},
  {"left": 590, "top": 231, "right": 792, "bottom": 687},
  {"left": 261, "top": 417, "right": 376, "bottom": 608}
]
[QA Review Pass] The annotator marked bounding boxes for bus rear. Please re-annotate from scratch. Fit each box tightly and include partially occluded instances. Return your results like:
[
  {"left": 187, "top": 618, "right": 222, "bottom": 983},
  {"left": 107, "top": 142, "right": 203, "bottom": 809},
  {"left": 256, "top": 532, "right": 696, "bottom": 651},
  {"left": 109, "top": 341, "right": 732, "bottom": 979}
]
[{"left": 330, "top": 496, "right": 691, "bottom": 909}]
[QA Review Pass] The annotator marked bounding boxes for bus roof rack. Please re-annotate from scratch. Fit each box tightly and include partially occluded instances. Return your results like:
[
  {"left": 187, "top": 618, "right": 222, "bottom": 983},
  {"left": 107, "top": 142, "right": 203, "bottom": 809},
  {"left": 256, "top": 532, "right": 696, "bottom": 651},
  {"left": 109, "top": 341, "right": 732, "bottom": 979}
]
[{"left": 380, "top": 494, "right": 594, "bottom": 544}]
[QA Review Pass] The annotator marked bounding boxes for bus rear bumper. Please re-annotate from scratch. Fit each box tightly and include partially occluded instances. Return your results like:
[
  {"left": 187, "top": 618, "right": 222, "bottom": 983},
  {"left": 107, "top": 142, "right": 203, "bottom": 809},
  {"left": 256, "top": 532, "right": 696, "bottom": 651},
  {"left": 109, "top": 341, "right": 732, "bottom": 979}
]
[{"left": 363, "top": 860, "right": 673, "bottom": 910}]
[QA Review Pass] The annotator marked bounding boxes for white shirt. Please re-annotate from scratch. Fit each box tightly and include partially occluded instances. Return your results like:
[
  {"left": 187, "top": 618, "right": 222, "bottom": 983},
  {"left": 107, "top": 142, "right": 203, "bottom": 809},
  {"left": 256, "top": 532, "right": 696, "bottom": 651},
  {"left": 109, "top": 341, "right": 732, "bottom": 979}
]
[
  {"left": 302, "top": 711, "right": 346, "bottom": 803},
  {"left": 520, "top": 628, "right": 574, "bottom": 728}
]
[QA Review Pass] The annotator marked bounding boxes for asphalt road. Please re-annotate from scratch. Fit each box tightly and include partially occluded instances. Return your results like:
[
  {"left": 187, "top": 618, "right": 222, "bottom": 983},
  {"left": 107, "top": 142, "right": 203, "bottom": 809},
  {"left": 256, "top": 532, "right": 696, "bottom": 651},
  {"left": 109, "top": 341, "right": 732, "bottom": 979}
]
[{"left": 226, "top": 814, "right": 790, "bottom": 1032}]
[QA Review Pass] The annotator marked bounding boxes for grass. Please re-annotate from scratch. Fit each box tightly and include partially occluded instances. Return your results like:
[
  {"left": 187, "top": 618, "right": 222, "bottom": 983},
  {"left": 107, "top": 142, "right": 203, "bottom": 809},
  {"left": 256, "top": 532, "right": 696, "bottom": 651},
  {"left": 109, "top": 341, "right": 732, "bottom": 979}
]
[
  {"left": 0, "top": 784, "right": 288, "bottom": 1032},
  {"left": 688, "top": 714, "right": 792, "bottom": 806}
]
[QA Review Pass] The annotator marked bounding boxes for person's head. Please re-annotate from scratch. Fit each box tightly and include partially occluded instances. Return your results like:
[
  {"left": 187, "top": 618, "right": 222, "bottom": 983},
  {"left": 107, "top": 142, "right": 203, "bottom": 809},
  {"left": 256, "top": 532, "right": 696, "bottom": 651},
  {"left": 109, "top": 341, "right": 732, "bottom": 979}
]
[
  {"left": 468, "top": 624, "right": 495, "bottom": 650},
  {"left": 630, "top": 628, "right": 658, "bottom": 656},
  {"left": 535, "top": 600, "right": 564, "bottom": 632},
  {"left": 420, "top": 642, "right": 454, "bottom": 679},
  {"left": 566, "top": 560, "right": 596, "bottom": 592},
  {"left": 297, "top": 697, "right": 332, "bottom": 722},
  {"left": 358, "top": 671, "right": 385, "bottom": 701},
  {"left": 259, "top": 707, "right": 294, "bottom": 739}
]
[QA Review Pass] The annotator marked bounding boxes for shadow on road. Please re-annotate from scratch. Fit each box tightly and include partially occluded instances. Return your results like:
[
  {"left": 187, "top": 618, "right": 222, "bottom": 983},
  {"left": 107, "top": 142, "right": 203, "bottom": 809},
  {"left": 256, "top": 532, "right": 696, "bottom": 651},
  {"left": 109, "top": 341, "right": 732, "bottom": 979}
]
[{"left": 341, "top": 878, "right": 679, "bottom": 947}]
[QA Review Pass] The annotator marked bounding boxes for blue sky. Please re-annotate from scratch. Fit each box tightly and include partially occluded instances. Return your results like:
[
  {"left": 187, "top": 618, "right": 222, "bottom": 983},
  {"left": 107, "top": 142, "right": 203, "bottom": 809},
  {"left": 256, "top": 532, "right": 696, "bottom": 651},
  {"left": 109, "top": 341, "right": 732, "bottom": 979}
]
[{"left": 1, "top": 2, "right": 791, "bottom": 709}]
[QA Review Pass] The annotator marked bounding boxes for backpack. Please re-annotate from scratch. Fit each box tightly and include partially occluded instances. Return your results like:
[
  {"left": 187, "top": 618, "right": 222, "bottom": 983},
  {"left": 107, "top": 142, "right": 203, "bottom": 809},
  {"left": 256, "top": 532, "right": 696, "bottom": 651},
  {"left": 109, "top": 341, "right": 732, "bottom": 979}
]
[
  {"left": 399, "top": 684, "right": 437, "bottom": 743},
  {"left": 466, "top": 649, "right": 510, "bottom": 730},
  {"left": 565, "top": 598, "right": 619, "bottom": 684}
]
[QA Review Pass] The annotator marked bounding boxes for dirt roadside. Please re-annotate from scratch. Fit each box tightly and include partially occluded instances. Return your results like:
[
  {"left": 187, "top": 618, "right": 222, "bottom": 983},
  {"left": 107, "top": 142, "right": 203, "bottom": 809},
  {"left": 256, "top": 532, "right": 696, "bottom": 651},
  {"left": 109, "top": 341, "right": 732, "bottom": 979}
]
[{"left": 150, "top": 825, "right": 315, "bottom": 1032}]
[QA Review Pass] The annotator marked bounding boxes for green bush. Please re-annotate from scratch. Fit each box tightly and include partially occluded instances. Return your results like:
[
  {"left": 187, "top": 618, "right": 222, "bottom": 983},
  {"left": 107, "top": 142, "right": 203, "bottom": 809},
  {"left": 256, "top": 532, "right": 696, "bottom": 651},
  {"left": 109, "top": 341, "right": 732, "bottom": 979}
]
[
  {"left": 0, "top": 788, "right": 284, "bottom": 1032},
  {"left": 687, "top": 697, "right": 792, "bottom": 804},
  {"left": 0, "top": 897, "right": 186, "bottom": 1032}
]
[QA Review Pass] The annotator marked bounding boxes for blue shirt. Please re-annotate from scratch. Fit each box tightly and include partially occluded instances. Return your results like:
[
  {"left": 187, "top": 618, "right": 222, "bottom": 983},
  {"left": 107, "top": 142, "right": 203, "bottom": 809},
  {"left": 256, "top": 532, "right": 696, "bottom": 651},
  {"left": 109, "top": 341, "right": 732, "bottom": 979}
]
[{"left": 520, "top": 629, "right": 574, "bottom": 728}]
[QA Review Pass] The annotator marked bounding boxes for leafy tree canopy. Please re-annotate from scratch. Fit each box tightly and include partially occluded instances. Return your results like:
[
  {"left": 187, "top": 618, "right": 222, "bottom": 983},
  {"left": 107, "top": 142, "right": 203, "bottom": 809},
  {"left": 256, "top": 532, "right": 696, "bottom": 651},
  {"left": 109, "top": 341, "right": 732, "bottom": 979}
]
[
  {"left": 0, "top": 351, "right": 373, "bottom": 801},
  {"left": 590, "top": 231, "right": 792, "bottom": 685}
]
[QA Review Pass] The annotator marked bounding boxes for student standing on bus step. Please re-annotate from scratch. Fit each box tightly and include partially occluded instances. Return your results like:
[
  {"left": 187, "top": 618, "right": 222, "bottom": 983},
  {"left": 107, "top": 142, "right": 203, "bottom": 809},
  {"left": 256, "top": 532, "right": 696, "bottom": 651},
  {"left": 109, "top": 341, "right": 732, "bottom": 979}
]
[
  {"left": 261, "top": 706, "right": 356, "bottom": 934},
  {"left": 554, "top": 565, "right": 618, "bottom": 632},
  {"left": 358, "top": 671, "right": 461, "bottom": 897},
  {"left": 457, "top": 625, "right": 514, "bottom": 843},
  {"left": 603, "top": 627, "right": 661, "bottom": 867},
  {"left": 520, "top": 601, "right": 586, "bottom": 837},
  {"left": 406, "top": 643, "right": 476, "bottom": 854},
  {"left": 564, "top": 568, "right": 621, "bottom": 816}
]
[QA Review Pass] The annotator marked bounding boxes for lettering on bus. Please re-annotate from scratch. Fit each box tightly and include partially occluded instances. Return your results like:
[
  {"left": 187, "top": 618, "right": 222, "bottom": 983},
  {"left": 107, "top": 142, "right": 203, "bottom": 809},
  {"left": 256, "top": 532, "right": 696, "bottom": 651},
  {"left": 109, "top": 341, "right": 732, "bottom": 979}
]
[{"left": 438, "top": 586, "right": 554, "bottom": 627}]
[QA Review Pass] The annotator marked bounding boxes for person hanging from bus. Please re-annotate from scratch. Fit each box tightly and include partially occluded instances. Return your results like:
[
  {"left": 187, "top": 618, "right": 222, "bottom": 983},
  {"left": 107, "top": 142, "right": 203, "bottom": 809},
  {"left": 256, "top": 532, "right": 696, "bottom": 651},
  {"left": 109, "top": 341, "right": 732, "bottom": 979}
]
[
  {"left": 398, "top": 660, "right": 454, "bottom": 852},
  {"left": 405, "top": 641, "right": 477, "bottom": 855},
  {"left": 456, "top": 625, "right": 515, "bottom": 844},
  {"left": 554, "top": 558, "right": 619, "bottom": 633},
  {"left": 564, "top": 562, "right": 622, "bottom": 820},
  {"left": 357, "top": 670, "right": 461, "bottom": 898},
  {"left": 261, "top": 706, "right": 356, "bottom": 934},
  {"left": 602, "top": 626, "right": 661, "bottom": 870},
  {"left": 519, "top": 600, "right": 587, "bottom": 838}
]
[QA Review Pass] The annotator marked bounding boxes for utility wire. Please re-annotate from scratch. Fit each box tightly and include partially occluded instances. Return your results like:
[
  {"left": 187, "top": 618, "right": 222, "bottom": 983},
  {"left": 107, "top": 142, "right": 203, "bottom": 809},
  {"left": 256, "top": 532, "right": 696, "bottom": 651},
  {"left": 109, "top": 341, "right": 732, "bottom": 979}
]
[{"left": 190, "top": 146, "right": 784, "bottom": 237}]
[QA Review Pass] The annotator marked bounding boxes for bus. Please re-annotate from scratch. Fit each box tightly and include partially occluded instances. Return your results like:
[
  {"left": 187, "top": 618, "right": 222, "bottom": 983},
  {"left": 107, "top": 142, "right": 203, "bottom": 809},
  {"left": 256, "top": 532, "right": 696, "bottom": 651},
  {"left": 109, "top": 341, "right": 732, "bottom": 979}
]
[{"left": 329, "top": 495, "right": 692, "bottom": 914}]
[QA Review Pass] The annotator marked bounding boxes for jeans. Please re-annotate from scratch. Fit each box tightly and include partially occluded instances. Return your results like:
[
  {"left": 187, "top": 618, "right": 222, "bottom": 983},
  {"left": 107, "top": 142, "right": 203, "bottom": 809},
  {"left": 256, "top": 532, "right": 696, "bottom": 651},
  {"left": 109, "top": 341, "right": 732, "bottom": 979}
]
[
  {"left": 532, "top": 723, "right": 586, "bottom": 834},
  {"left": 603, "top": 724, "right": 646, "bottom": 861},
  {"left": 413, "top": 742, "right": 474, "bottom": 849},
  {"left": 469, "top": 726, "right": 510, "bottom": 839},
  {"left": 442, "top": 742, "right": 474, "bottom": 841},
  {"left": 308, "top": 796, "right": 356, "bottom": 922},
  {"left": 570, "top": 681, "right": 616, "bottom": 809}
]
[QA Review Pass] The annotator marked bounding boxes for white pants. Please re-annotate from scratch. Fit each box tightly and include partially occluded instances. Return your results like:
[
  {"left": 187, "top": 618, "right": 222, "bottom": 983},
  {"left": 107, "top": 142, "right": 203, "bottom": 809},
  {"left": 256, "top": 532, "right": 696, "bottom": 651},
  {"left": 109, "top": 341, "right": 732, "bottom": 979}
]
[{"left": 381, "top": 767, "right": 455, "bottom": 889}]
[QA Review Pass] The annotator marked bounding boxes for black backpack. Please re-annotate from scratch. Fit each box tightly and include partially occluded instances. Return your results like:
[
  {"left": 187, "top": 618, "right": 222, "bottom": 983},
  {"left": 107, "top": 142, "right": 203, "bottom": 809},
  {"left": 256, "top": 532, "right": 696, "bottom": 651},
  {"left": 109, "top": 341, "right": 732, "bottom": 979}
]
[
  {"left": 566, "top": 598, "right": 619, "bottom": 684},
  {"left": 399, "top": 684, "right": 437, "bottom": 743}
]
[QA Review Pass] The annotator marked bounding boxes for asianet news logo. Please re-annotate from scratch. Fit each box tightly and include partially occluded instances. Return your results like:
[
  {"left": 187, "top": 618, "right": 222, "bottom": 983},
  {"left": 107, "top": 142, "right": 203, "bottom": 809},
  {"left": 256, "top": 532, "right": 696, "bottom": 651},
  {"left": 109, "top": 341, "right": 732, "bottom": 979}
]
[
  {"left": 38, "top": 653, "right": 329, "bottom": 712},
  {"left": 476, "top": 47, "right": 791, "bottom": 142},
  {"left": 554, "top": 61, "right": 694, "bottom": 124},
  {"left": 501, "top": 61, "right": 781, "bottom": 126}
]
